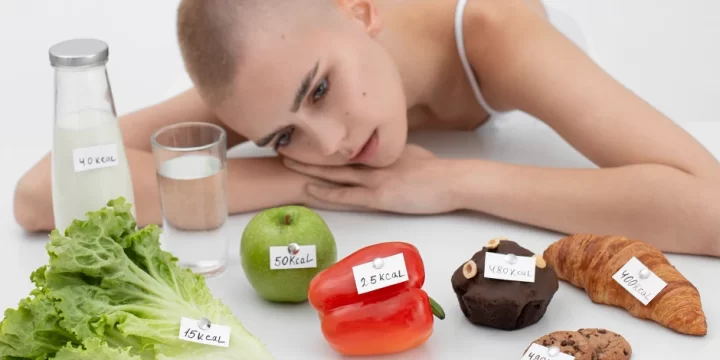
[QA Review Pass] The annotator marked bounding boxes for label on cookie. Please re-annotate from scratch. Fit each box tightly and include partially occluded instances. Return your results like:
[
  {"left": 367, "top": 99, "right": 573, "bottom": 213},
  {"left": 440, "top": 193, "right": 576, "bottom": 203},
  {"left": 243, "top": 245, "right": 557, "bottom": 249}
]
[
  {"left": 484, "top": 252, "right": 536, "bottom": 283},
  {"left": 522, "top": 344, "right": 575, "bottom": 360},
  {"left": 612, "top": 256, "right": 667, "bottom": 306},
  {"left": 352, "top": 253, "right": 409, "bottom": 295}
]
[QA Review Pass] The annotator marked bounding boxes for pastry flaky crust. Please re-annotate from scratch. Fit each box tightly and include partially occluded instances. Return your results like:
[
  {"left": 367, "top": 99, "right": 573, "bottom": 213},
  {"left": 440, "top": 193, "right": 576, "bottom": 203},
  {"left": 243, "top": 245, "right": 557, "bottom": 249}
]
[{"left": 543, "top": 234, "right": 707, "bottom": 336}]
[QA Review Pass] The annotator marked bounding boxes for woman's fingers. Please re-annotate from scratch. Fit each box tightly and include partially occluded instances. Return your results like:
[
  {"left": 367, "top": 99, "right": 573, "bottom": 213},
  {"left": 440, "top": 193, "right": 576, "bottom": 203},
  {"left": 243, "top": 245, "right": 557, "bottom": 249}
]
[{"left": 284, "top": 159, "right": 372, "bottom": 186}]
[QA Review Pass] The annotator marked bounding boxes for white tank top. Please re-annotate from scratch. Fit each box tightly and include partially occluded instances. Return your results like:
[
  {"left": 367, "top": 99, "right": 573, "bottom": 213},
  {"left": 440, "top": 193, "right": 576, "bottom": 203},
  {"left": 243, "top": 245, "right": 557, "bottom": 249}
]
[{"left": 454, "top": 0, "right": 503, "bottom": 116}]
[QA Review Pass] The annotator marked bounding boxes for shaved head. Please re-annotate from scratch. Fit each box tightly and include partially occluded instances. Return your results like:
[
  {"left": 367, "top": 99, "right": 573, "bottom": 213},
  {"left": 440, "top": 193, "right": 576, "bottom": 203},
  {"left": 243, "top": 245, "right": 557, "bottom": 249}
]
[{"left": 176, "top": 0, "right": 339, "bottom": 107}]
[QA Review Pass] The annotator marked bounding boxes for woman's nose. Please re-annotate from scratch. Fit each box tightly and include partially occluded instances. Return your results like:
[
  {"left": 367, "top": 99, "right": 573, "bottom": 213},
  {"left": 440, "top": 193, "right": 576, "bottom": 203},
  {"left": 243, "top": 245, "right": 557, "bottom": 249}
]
[{"left": 306, "top": 117, "right": 347, "bottom": 157}]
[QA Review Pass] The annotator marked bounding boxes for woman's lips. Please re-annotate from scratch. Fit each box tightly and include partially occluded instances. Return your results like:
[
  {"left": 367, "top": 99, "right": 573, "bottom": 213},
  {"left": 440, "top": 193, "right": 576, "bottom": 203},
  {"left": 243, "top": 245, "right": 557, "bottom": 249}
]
[{"left": 350, "top": 130, "right": 379, "bottom": 163}]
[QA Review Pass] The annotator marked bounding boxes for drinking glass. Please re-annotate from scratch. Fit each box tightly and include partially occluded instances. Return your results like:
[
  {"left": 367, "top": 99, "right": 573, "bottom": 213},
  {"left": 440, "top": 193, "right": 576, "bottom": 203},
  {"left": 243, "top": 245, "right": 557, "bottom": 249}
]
[{"left": 151, "top": 122, "right": 229, "bottom": 277}]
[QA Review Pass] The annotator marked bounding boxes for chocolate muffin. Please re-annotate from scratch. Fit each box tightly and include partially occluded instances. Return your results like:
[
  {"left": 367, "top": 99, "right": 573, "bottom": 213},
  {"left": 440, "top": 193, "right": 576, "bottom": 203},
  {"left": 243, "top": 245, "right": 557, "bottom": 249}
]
[{"left": 450, "top": 238, "right": 559, "bottom": 330}]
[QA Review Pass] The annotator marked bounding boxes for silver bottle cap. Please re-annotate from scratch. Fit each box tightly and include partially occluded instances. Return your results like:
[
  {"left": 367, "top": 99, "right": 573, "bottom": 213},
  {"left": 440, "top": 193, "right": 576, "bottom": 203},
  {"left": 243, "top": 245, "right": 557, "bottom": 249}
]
[{"left": 49, "top": 39, "right": 109, "bottom": 67}]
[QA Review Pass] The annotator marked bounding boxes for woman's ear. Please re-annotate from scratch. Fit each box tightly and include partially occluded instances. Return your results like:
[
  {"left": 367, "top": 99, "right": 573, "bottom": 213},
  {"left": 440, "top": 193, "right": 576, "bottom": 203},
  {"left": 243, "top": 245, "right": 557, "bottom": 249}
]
[{"left": 341, "top": 0, "right": 383, "bottom": 36}]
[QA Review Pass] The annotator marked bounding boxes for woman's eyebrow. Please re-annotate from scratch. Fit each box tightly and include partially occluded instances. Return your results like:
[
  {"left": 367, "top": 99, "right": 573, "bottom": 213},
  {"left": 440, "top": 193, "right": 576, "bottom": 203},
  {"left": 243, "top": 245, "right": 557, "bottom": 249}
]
[
  {"left": 289, "top": 60, "right": 320, "bottom": 113},
  {"left": 254, "top": 60, "right": 320, "bottom": 147}
]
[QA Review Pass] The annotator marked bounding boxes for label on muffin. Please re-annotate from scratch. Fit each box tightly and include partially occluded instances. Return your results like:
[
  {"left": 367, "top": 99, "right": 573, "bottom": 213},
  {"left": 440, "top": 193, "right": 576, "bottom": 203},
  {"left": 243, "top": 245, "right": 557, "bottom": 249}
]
[
  {"left": 522, "top": 343, "right": 575, "bottom": 360},
  {"left": 352, "top": 253, "right": 409, "bottom": 295},
  {"left": 612, "top": 257, "right": 667, "bottom": 306},
  {"left": 484, "top": 252, "right": 536, "bottom": 283}
]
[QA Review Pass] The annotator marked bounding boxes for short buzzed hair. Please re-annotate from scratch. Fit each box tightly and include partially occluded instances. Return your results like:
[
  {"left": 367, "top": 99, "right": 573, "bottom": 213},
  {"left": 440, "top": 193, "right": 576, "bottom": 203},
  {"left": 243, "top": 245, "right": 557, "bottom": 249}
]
[
  {"left": 176, "top": 0, "right": 336, "bottom": 108},
  {"left": 177, "top": 0, "right": 241, "bottom": 107}
]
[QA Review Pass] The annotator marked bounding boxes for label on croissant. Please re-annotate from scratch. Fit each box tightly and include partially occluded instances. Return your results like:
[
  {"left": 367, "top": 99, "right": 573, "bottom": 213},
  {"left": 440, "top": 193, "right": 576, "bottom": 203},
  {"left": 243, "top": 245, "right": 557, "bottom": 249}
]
[
  {"left": 521, "top": 344, "right": 575, "bottom": 360},
  {"left": 612, "top": 256, "right": 668, "bottom": 306},
  {"left": 484, "top": 252, "right": 536, "bottom": 283}
]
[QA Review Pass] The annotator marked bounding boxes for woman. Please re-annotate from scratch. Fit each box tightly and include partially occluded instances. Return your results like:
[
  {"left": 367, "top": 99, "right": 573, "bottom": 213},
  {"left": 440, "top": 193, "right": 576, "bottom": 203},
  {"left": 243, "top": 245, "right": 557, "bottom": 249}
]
[{"left": 14, "top": 0, "right": 720, "bottom": 256}]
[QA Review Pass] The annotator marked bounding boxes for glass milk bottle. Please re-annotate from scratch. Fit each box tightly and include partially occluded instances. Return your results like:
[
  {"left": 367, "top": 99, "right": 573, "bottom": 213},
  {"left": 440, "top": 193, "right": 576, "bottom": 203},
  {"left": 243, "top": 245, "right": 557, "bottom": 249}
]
[{"left": 49, "top": 39, "right": 136, "bottom": 233}]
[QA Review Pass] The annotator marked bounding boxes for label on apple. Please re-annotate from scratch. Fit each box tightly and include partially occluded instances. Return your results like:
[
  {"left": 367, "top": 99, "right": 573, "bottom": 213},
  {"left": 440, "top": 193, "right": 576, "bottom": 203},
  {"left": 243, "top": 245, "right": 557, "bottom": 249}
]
[
  {"left": 521, "top": 344, "right": 574, "bottom": 360},
  {"left": 352, "top": 253, "right": 409, "bottom": 295},
  {"left": 270, "top": 245, "right": 317, "bottom": 270},
  {"left": 612, "top": 256, "right": 667, "bottom": 306},
  {"left": 178, "top": 317, "right": 231, "bottom": 348},
  {"left": 484, "top": 252, "right": 536, "bottom": 283}
]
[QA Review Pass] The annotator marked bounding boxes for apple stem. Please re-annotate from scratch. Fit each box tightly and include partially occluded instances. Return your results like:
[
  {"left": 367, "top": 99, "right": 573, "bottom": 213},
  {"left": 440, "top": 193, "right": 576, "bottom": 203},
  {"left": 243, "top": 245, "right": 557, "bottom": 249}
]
[{"left": 284, "top": 213, "right": 291, "bottom": 225}]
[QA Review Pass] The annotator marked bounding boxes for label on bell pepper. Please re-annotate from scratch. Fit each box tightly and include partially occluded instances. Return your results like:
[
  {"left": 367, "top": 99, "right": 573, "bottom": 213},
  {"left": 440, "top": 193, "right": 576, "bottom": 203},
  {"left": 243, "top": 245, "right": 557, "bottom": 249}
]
[
  {"left": 522, "top": 343, "right": 575, "bottom": 360},
  {"left": 484, "top": 252, "right": 536, "bottom": 283},
  {"left": 269, "top": 245, "right": 317, "bottom": 270},
  {"left": 352, "top": 253, "right": 409, "bottom": 294}
]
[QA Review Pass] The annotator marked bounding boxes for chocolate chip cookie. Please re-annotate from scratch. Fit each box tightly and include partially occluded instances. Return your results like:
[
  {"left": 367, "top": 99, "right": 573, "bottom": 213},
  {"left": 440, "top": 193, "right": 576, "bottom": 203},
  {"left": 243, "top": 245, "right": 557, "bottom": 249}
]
[
  {"left": 578, "top": 328, "right": 632, "bottom": 359},
  {"left": 529, "top": 331, "right": 593, "bottom": 360}
]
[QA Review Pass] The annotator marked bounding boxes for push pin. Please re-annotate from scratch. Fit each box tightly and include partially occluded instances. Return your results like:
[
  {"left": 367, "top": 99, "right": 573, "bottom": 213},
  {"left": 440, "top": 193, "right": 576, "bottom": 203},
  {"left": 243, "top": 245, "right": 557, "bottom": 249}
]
[
  {"left": 504, "top": 253, "right": 518, "bottom": 265},
  {"left": 639, "top": 268, "right": 651, "bottom": 280},
  {"left": 287, "top": 243, "right": 300, "bottom": 255},
  {"left": 197, "top": 317, "right": 212, "bottom": 330},
  {"left": 547, "top": 346, "right": 561, "bottom": 357},
  {"left": 372, "top": 257, "right": 384, "bottom": 269}
]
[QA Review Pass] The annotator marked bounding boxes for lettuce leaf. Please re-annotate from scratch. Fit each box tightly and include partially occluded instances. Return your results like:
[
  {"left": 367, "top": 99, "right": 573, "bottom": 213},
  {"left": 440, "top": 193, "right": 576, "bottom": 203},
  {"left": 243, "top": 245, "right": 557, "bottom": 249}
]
[
  {"left": 0, "top": 198, "right": 273, "bottom": 359},
  {"left": 54, "top": 338, "right": 140, "bottom": 359},
  {"left": 0, "top": 291, "right": 77, "bottom": 359}
]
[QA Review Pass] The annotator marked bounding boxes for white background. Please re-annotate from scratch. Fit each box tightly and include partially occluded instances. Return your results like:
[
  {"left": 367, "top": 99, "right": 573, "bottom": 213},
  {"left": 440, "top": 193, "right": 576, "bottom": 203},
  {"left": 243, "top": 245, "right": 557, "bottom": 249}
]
[
  {"left": 1, "top": 0, "right": 720, "bottom": 210},
  {"left": 0, "top": 1, "right": 719, "bottom": 359}
]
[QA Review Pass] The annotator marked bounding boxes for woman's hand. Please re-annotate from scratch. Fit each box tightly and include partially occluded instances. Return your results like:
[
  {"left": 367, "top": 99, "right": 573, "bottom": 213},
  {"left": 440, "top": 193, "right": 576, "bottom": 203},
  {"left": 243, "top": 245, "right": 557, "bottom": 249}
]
[{"left": 284, "top": 144, "right": 463, "bottom": 214}]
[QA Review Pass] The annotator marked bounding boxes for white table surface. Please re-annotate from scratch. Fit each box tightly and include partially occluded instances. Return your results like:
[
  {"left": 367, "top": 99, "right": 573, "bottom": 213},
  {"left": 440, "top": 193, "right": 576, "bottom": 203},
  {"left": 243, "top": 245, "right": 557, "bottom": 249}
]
[{"left": 1, "top": 1, "right": 719, "bottom": 359}]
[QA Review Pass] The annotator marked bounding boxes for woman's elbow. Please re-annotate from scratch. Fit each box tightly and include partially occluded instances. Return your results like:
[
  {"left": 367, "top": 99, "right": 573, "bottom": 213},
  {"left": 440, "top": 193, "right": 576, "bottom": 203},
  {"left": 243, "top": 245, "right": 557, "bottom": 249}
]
[
  {"left": 695, "top": 181, "right": 720, "bottom": 257},
  {"left": 13, "top": 176, "right": 54, "bottom": 232}
]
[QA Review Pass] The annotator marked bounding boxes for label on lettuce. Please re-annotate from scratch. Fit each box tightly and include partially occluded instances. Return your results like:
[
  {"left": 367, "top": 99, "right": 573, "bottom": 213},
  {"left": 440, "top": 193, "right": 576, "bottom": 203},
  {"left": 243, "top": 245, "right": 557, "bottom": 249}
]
[{"left": 178, "top": 317, "right": 231, "bottom": 347}]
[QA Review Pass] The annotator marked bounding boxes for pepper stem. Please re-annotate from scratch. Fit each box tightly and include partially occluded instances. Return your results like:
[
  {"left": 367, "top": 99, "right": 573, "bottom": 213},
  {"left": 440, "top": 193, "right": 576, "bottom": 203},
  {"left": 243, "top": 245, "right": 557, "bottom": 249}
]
[
  {"left": 428, "top": 296, "right": 445, "bottom": 320},
  {"left": 284, "top": 213, "right": 291, "bottom": 225}
]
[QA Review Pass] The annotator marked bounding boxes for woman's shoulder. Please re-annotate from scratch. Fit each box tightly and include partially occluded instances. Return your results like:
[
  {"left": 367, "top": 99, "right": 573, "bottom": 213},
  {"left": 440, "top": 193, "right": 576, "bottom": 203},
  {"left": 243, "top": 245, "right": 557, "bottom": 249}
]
[{"left": 398, "top": 0, "right": 542, "bottom": 40}]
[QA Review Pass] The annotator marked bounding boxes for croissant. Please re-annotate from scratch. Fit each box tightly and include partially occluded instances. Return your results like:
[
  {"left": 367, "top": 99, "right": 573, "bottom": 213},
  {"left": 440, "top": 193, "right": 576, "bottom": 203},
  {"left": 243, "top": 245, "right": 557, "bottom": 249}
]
[{"left": 543, "top": 234, "right": 707, "bottom": 336}]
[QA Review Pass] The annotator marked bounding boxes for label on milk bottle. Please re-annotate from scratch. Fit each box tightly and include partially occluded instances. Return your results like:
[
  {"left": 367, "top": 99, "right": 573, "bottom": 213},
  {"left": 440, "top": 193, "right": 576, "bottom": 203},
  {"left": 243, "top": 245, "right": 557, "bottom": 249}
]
[{"left": 72, "top": 144, "right": 119, "bottom": 172}]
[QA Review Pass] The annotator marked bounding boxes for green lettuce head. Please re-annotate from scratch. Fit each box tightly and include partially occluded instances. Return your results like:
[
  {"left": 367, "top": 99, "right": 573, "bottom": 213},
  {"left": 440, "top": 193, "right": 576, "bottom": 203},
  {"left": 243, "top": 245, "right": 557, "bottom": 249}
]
[{"left": 0, "top": 197, "right": 273, "bottom": 359}]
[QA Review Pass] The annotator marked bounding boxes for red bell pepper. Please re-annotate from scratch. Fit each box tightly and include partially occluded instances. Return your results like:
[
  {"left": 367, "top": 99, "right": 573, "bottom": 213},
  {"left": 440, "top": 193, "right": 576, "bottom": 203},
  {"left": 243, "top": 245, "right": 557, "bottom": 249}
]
[{"left": 307, "top": 242, "right": 445, "bottom": 356}]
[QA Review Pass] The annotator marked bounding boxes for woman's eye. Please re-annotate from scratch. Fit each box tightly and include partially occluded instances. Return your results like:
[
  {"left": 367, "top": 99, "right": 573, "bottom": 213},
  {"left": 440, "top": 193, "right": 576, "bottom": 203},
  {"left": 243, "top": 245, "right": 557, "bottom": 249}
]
[
  {"left": 311, "top": 77, "right": 329, "bottom": 102},
  {"left": 274, "top": 128, "right": 294, "bottom": 150}
]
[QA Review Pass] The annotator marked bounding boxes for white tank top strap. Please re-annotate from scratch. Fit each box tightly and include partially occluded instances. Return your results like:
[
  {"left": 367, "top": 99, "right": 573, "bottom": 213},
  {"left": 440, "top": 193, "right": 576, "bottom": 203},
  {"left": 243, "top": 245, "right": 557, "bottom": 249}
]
[{"left": 454, "top": 0, "right": 501, "bottom": 116}]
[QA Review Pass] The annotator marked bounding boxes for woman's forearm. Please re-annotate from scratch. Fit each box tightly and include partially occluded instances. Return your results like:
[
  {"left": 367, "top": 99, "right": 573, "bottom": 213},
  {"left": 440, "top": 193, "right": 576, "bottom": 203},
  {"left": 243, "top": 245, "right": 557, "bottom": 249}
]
[
  {"left": 450, "top": 159, "right": 720, "bottom": 257},
  {"left": 226, "top": 156, "right": 306, "bottom": 213}
]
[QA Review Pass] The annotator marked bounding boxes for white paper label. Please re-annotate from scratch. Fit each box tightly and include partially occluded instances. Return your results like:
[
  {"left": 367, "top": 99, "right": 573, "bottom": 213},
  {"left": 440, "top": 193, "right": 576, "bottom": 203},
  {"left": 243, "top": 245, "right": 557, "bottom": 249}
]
[
  {"left": 269, "top": 245, "right": 317, "bottom": 270},
  {"left": 178, "top": 317, "right": 231, "bottom": 348},
  {"left": 72, "top": 144, "right": 119, "bottom": 172},
  {"left": 484, "top": 252, "right": 536, "bottom": 283},
  {"left": 612, "top": 256, "right": 667, "bottom": 306},
  {"left": 352, "top": 253, "right": 409, "bottom": 295},
  {"left": 522, "top": 343, "right": 575, "bottom": 360}
]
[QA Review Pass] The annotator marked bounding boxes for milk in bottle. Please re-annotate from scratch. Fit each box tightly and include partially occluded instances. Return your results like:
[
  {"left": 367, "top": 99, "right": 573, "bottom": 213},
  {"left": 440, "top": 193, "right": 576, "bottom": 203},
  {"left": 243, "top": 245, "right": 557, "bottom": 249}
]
[{"left": 49, "top": 39, "right": 136, "bottom": 233}]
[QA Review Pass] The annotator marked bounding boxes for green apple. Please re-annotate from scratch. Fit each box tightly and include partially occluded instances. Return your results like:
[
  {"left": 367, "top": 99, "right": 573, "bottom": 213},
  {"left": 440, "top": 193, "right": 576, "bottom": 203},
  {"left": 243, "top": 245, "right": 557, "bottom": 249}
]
[{"left": 240, "top": 205, "right": 337, "bottom": 303}]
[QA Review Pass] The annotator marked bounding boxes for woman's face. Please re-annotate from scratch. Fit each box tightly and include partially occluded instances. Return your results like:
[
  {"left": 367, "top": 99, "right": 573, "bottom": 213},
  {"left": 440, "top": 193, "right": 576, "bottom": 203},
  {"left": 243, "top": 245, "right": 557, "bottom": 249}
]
[{"left": 217, "top": 15, "right": 408, "bottom": 168}]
